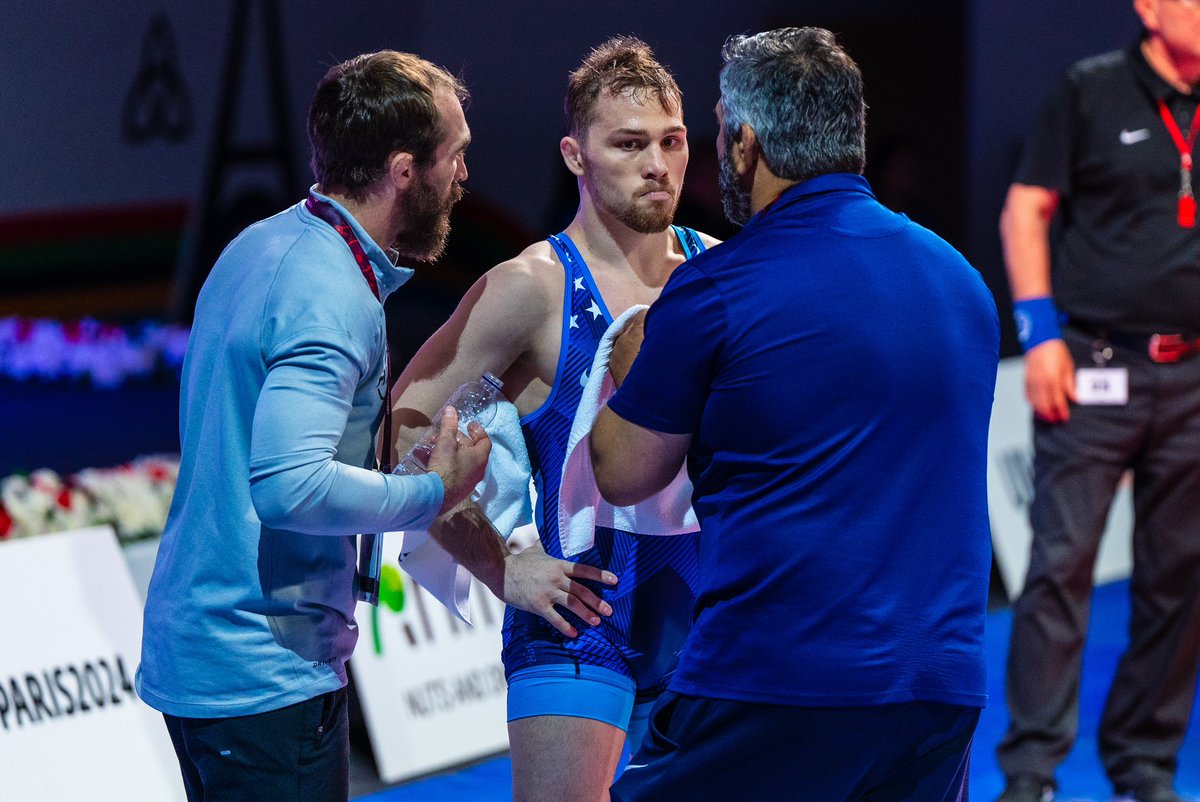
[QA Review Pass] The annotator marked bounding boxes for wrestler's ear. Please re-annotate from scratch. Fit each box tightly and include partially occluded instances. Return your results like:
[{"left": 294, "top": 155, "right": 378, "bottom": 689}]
[
  {"left": 560, "top": 135, "right": 586, "bottom": 177},
  {"left": 387, "top": 150, "right": 416, "bottom": 191}
]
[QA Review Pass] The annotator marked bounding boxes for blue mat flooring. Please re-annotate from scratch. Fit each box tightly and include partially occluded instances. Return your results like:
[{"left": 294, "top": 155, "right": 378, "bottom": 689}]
[{"left": 357, "top": 579, "right": 1200, "bottom": 801}]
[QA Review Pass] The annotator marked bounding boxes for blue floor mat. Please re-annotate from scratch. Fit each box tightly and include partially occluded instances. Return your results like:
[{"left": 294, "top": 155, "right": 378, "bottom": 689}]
[
  {"left": 357, "top": 580, "right": 1200, "bottom": 801},
  {"left": 972, "top": 580, "right": 1200, "bottom": 802}
]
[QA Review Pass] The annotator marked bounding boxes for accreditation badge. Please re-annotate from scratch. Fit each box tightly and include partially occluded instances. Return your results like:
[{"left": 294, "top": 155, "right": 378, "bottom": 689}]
[{"left": 1075, "top": 367, "right": 1128, "bottom": 405}]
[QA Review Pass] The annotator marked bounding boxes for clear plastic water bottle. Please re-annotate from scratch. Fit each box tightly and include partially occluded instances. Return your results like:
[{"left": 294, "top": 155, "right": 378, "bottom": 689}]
[{"left": 395, "top": 371, "right": 504, "bottom": 475}]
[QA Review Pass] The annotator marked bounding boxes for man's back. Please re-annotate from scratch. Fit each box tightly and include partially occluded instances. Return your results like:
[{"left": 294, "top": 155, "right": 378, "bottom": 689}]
[{"left": 612, "top": 173, "right": 1000, "bottom": 707}]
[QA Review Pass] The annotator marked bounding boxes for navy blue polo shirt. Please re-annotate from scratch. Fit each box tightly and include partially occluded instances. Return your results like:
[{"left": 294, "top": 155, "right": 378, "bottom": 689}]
[{"left": 608, "top": 173, "right": 999, "bottom": 708}]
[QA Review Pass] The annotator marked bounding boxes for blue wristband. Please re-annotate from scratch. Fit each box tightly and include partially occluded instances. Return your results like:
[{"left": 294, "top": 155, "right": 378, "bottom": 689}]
[{"left": 1013, "top": 296, "right": 1062, "bottom": 351}]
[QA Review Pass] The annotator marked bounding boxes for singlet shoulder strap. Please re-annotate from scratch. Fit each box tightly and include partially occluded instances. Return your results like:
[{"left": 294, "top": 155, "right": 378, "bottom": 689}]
[
  {"left": 672, "top": 225, "right": 707, "bottom": 259},
  {"left": 546, "top": 232, "right": 613, "bottom": 325},
  {"left": 546, "top": 233, "right": 575, "bottom": 274}
]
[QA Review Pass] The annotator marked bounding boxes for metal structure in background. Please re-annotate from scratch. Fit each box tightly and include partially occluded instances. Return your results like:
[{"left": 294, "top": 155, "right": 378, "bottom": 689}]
[
  {"left": 122, "top": 14, "right": 194, "bottom": 145},
  {"left": 170, "top": 0, "right": 300, "bottom": 322}
]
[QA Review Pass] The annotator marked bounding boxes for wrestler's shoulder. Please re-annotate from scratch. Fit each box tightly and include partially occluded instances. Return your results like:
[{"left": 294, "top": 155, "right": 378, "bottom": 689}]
[
  {"left": 481, "top": 240, "right": 563, "bottom": 299},
  {"left": 694, "top": 230, "right": 723, "bottom": 250}
]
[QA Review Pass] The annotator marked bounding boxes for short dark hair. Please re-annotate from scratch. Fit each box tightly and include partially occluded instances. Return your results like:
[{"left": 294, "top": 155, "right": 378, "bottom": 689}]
[
  {"left": 308, "top": 50, "right": 468, "bottom": 201},
  {"left": 720, "top": 27, "right": 866, "bottom": 181},
  {"left": 564, "top": 36, "right": 682, "bottom": 138}
]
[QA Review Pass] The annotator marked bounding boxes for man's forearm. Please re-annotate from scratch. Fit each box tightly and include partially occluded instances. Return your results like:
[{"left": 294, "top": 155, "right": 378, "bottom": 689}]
[
  {"left": 427, "top": 500, "right": 509, "bottom": 596},
  {"left": 591, "top": 406, "right": 691, "bottom": 506},
  {"left": 1001, "top": 184, "right": 1064, "bottom": 352}
]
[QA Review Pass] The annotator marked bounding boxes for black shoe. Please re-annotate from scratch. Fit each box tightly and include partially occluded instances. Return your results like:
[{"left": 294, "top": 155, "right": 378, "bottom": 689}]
[
  {"left": 997, "top": 775, "right": 1056, "bottom": 802},
  {"left": 1113, "top": 780, "right": 1186, "bottom": 802}
]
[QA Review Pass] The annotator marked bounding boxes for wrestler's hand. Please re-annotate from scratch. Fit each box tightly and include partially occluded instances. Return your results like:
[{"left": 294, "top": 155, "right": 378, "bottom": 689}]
[
  {"left": 1024, "top": 339, "right": 1076, "bottom": 423},
  {"left": 608, "top": 308, "right": 647, "bottom": 388},
  {"left": 426, "top": 407, "right": 491, "bottom": 514},
  {"left": 500, "top": 539, "right": 617, "bottom": 638}
]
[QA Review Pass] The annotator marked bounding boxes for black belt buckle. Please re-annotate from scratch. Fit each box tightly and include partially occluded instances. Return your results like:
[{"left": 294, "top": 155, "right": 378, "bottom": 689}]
[{"left": 1148, "top": 333, "right": 1194, "bottom": 363}]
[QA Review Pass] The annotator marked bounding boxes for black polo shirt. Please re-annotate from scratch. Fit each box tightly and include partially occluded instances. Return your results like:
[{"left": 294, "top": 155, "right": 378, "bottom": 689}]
[{"left": 1015, "top": 43, "right": 1200, "bottom": 333}]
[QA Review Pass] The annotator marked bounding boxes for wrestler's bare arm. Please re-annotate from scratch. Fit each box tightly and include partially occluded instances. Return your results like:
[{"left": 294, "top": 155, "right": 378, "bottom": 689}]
[
  {"left": 390, "top": 241, "right": 562, "bottom": 462},
  {"left": 388, "top": 244, "right": 615, "bottom": 638}
]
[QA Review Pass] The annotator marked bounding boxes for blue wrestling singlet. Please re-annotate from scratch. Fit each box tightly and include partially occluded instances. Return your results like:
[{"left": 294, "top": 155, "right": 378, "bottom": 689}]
[{"left": 502, "top": 227, "right": 707, "bottom": 711}]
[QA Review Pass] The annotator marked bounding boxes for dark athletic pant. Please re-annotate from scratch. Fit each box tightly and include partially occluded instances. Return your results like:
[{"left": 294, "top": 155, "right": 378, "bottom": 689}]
[
  {"left": 611, "top": 692, "right": 979, "bottom": 801},
  {"left": 997, "top": 327, "right": 1200, "bottom": 792},
  {"left": 163, "top": 687, "right": 349, "bottom": 802}
]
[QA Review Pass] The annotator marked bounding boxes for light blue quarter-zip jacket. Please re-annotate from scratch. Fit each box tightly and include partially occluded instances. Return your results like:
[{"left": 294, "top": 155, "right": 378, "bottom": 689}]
[{"left": 138, "top": 189, "right": 443, "bottom": 717}]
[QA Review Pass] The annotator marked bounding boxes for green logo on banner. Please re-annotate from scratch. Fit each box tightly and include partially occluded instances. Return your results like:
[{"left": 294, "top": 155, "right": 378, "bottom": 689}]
[{"left": 370, "top": 564, "right": 406, "bottom": 654}]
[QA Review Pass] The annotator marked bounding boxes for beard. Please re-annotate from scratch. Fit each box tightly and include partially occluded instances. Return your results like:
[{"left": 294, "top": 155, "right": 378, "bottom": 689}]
[
  {"left": 391, "top": 172, "right": 464, "bottom": 263},
  {"left": 718, "top": 136, "right": 752, "bottom": 226},
  {"left": 582, "top": 155, "right": 678, "bottom": 234},
  {"left": 616, "top": 186, "right": 679, "bottom": 234}
]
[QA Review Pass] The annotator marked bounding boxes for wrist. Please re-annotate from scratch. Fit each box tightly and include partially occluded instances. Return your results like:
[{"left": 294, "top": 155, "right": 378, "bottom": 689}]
[{"left": 1013, "top": 296, "right": 1063, "bottom": 352}]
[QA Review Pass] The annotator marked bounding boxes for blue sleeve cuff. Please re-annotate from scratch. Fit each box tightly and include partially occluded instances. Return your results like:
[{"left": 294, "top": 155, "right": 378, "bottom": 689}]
[
  {"left": 1013, "top": 296, "right": 1063, "bottom": 351},
  {"left": 391, "top": 470, "right": 444, "bottom": 531}
]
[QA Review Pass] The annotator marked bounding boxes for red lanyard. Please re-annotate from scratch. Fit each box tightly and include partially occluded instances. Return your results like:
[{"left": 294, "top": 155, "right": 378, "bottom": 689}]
[
  {"left": 305, "top": 193, "right": 382, "bottom": 300},
  {"left": 1156, "top": 98, "right": 1200, "bottom": 228},
  {"left": 305, "top": 192, "right": 393, "bottom": 472}
]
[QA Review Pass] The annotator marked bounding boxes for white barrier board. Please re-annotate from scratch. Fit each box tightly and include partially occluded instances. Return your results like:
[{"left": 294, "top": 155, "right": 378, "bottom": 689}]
[
  {"left": 350, "top": 534, "right": 508, "bottom": 784},
  {"left": 988, "top": 357, "right": 1133, "bottom": 599},
  {"left": 0, "top": 526, "right": 185, "bottom": 801}
]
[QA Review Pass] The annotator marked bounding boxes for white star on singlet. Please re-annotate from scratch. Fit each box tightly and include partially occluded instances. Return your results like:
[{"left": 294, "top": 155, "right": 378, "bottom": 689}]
[
  {"left": 569, "top": 315, "right": 579, "bottom": 330},
  {"left": 574, "top": 276, "right": 585, "bottom": 292},
  {"left": 586, "top": 300, "right": 602, "bottom": 320}
]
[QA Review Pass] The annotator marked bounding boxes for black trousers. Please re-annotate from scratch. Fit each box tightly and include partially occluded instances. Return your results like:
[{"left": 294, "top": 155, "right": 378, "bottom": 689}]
[
  {"left": 997, "top": 327, "right": 1200, "bottom": 791},
  {"left": 163, "top": 687, "right": 349, "bottom": 802},
  {"left": 612, "top": 692, "right": 979, "bottom": 801}
]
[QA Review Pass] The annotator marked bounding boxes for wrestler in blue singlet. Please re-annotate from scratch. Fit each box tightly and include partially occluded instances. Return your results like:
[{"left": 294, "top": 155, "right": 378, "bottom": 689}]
[{"left": 503, "top": 227, "right": 706, "bottom": 736}]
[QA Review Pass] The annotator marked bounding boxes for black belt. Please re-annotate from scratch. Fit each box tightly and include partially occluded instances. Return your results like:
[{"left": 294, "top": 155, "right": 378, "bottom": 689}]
[{"left": 1067, "top": 318, "right": 1200, "bottom": 363}]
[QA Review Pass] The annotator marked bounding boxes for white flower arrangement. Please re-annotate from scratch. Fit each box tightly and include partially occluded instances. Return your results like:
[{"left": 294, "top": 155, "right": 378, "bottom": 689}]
[
  {"left": 0, "top": 317, "right": 189, "bottom": 388},
  {"left": 0, "top": 455, "right": 179, "bottom": 543}
]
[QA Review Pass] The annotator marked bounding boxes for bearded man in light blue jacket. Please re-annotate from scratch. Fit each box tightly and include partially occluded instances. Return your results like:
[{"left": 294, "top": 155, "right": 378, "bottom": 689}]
[{"left": 137, "top": 50, "right": 614, "bottom": 802}]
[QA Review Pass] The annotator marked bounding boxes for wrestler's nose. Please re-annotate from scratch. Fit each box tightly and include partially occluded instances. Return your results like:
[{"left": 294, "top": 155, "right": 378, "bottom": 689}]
[{"left": 642, "top": 145, "right": 667, "bottom": 179}]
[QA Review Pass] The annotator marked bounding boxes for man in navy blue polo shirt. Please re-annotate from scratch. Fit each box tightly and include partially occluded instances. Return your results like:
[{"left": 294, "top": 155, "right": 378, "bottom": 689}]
[{"left": 591, "top": 27, "right": 1000, "bottom": 800}]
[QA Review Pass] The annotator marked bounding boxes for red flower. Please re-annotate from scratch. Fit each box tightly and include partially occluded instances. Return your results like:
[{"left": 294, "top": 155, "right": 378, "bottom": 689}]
[
  {"left": 57, "top": 487, "right": 72, "bottom": 510},
  {"left": 0, "top": 507, "right": 12, "bottom": 539}
]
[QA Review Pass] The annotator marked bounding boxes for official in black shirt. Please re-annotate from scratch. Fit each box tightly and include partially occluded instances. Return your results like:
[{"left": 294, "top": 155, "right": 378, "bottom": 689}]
[{"left": 995, "top": 2, "right": 1200, "bottom": 802}]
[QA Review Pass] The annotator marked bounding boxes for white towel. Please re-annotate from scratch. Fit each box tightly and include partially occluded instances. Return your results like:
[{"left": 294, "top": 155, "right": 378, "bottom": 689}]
[
  {"left": 391, "top": 398, "right": 534, "bottom": 624},
  {"left": 558, "top": 305, "right": 699, "bottom": 557}
]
